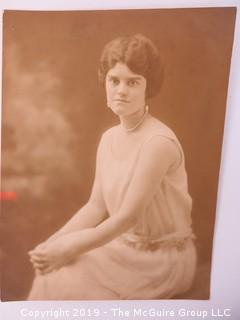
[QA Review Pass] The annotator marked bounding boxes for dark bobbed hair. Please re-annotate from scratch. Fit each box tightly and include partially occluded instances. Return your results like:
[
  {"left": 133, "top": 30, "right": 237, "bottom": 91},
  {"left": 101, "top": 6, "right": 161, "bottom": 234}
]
[{"left": 98, "top": 34, "right": 163, "bottom": 98}]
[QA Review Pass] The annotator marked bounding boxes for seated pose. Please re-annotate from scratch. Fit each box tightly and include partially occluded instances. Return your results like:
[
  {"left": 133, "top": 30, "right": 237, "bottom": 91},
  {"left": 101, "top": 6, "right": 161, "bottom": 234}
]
[{"left": 28, "top": 34, "right": 197, "bottom": 300}]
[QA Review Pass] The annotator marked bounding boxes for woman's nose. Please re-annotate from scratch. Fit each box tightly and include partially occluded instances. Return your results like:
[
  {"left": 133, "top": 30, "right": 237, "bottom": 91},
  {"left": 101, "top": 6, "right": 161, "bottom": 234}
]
[{"left": 117, "top": 82, "right": 128, "bottom": 96}]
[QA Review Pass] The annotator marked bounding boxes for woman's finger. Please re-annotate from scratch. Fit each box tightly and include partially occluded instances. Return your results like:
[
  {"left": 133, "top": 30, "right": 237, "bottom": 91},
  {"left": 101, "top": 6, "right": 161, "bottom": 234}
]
[
  {"left": 30, "top": 257, "right": 49, "bottom": 269},
  {"left": 30, "top": 254, "right": 48, "bottom": 263},
  {"left": 38, "top": 264, "right": 56, "bottom": 275},
  {"left": 29, "top": 247, "right": 46, "bottom": 254},
  {"left": 28, "top": 245, "right": 42, "bottom": 255},
  {"left": 31, "top": 241, "right": 48, "bottom": 252},
  {"left": 28, "top": 249, "right": 49, "bottom": 259},
  {"left": 33, "top": 261, "right": 54, "bottom": 273},
  {"left": 32, "top": 261, "right": 49, "bottom": 270},
  {"left": 30, "top": 257, "right": 49, "bottom": 266}
]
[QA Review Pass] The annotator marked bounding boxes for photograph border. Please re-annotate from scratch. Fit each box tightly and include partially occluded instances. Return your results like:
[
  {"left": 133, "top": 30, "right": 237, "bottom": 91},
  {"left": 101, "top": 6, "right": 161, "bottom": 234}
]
[{"left": 0, "top": 0, "right": 240, "bottom": 319}]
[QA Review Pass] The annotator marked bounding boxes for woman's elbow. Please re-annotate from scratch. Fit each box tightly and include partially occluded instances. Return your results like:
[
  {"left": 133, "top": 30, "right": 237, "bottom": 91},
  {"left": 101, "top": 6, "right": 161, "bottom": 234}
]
[{"left": 114, "top": 214, "right": 138, "bottom": 235}]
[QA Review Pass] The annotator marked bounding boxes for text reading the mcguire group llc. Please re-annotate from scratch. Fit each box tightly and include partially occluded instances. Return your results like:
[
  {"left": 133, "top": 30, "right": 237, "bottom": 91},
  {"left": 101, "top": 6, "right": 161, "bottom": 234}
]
[{"left": 20, "top": 307, "right": 232, "bottom": 319}]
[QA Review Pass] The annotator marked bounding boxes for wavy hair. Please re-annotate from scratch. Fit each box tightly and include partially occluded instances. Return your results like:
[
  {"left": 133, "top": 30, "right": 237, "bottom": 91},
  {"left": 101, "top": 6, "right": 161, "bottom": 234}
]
[{"left": 98, "top": 34, "right": 163, "bottom": 98}]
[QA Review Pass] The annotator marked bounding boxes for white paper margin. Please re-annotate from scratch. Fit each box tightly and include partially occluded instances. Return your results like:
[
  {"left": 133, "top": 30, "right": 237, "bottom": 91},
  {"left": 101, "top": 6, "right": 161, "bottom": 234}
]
[{"left": 0, "top": 1, "right": 240, "bottom": 319}]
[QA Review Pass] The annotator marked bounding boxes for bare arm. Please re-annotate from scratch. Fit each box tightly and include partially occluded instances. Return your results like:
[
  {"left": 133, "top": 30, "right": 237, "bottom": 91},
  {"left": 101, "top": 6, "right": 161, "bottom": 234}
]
[
  {"left": 32, "top": 135, "right": 180, "bottom": 268},
  {"left": 67, "top": 136, "right": 181, "bottom": 253},
  {"left": 48, "top": 176, "right": 108, "bottom": 241},
  {"left": 43, "top": 136, "right": 108, "bottom": 242},
  {"left": 30, "top": 136, "right": 181, "bottom": 274}
]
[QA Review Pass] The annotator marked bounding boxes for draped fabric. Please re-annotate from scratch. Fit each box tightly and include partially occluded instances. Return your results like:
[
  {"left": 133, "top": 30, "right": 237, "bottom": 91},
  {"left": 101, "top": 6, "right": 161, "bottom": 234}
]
[{"left": 28, "top": 118, "right": 196, "bottom": 300}]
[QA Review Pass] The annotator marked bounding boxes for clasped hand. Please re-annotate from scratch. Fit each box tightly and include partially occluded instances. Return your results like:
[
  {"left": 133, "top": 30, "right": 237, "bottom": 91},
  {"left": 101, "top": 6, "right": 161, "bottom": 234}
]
[{"left": 28, "top": 233, "right": 78, "bottom": 275}]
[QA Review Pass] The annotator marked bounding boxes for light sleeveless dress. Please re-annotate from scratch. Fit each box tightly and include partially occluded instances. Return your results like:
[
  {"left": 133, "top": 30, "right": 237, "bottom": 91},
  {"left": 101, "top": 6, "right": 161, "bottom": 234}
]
[{"left": 28, "top": 117, "right": 197, "bottom": 300}]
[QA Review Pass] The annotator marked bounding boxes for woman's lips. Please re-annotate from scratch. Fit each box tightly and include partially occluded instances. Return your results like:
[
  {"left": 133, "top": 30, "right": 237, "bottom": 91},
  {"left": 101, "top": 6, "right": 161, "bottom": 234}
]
[{"left": 114, "top": 99, "right": 130, "bottom": 103}]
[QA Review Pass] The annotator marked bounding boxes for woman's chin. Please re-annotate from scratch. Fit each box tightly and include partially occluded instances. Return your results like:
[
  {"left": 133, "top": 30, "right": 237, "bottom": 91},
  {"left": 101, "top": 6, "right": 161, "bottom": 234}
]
[{"left": 111, "top": 106, "right": 128, "bottom": 117}]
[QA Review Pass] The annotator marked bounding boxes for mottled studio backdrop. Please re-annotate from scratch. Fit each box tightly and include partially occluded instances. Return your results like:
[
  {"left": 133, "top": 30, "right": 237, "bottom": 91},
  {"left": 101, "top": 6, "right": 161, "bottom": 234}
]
[{"left": 1, "top": 8, "right": 235, "bottom": 300}]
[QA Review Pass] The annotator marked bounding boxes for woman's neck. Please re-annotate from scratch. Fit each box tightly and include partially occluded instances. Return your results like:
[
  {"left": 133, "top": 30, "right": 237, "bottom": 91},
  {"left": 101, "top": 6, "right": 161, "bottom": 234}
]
[{"left": 120, "top": 106, "right": 149, "bottom": 132}]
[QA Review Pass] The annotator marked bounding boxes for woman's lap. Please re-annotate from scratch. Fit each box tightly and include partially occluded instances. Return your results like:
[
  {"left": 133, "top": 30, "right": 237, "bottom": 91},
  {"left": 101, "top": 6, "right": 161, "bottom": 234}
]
[{"left": 27, "top": 238, "right": 196, "bottom": 300}]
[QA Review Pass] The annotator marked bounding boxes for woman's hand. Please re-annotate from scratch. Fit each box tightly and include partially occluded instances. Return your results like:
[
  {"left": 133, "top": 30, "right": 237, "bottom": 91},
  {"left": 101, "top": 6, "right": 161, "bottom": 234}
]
[{"left": 28, "top": 234, "right": 78, "bottom": 275}]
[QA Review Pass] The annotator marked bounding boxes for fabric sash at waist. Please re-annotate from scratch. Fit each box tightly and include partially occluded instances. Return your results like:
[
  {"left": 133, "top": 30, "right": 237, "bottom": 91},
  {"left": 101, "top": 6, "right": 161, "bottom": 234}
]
[{"left": 118, "top": 228, "right": 195, "bottom": 251}]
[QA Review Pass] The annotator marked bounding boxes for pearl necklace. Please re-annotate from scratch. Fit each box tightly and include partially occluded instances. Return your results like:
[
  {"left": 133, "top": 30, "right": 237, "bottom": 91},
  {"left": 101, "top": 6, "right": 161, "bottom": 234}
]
[{"left": 122, "top": 105, "right": 149, "bottom": 132}]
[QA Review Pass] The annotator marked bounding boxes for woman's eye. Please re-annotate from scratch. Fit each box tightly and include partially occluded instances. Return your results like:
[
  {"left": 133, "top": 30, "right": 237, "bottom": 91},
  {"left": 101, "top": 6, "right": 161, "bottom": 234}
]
[
  {"left": 128, "top": 80, "right": 138, "bottom": 87},
  {"left": 109, "top": 78, "right": 119, "bottom": 85}
]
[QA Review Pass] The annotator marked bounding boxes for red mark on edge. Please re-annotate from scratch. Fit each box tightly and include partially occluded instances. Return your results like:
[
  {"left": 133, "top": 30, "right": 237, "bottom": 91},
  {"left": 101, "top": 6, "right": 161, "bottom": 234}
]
[{"left": 0, "top": 192, "right": 17, "bottom": 201}]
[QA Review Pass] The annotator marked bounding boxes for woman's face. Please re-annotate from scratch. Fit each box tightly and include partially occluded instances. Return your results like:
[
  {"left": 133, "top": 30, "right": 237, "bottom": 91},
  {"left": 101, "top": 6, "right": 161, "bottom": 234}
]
[{"left": 105, "top": 62, "right": 147, "bottom": 117}]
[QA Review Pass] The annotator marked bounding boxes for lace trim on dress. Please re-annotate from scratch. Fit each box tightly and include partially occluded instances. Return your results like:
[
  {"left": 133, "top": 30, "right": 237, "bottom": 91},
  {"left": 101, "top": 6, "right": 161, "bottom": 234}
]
[{"left": 118, "top": 228, "right": 195, "bottom": 251}]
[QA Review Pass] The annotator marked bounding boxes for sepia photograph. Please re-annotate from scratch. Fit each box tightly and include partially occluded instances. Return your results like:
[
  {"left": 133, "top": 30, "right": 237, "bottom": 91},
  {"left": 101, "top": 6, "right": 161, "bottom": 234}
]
[{"left": 1, "top": 7, "right": 236, "bottom": 301}]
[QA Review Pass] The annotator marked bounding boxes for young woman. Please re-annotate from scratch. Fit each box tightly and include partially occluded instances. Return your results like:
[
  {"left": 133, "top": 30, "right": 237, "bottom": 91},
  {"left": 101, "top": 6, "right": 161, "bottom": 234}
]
[{"left": 28, "top": 34, "right": 196, "bottom": 300}]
